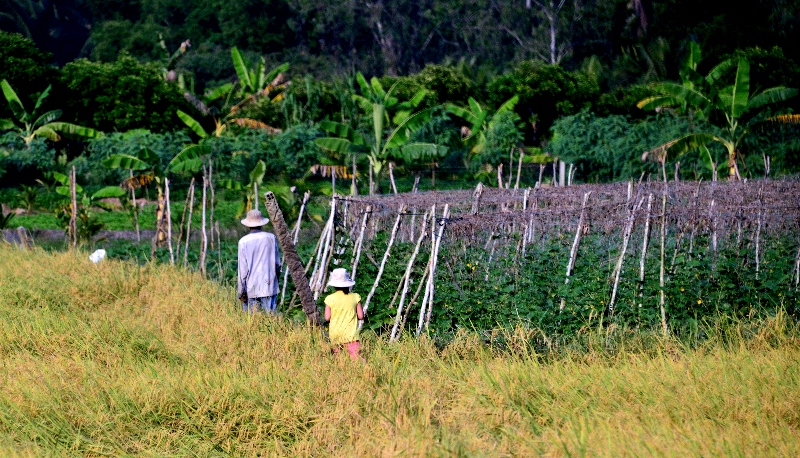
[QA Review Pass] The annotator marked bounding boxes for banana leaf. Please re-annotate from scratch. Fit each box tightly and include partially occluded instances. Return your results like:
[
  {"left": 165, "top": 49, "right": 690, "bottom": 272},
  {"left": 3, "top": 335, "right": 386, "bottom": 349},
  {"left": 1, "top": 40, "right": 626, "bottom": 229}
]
[
  {"left": 0, "top": 79, "right": 26, "bottom": 123},
  {"left": 231, "top": 47, "right": 252, "bottom": 92},
  {"left": 730, "top": 58, "right": 750, "bottom": 118},
  {"left": 102, "top": 154, "right": 150, "bottom": 171},
  {"left": 47, "top": 122, "right": 102, "bottom": 140},
  {"left": 177, "top": 110, "right": 209, "bottom": 138},
  {"left": 92, "top": 186, "right": 127, "bottom": 199}
]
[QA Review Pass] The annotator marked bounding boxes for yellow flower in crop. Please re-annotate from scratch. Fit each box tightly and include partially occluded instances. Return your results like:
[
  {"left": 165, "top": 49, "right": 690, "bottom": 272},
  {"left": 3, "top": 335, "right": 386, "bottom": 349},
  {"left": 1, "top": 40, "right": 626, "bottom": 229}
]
[
  {"left": 697, "top": 299, "right": 702, "bottom": 304},
  {"left": 680, "top": 287, "right": 685, "bottom": 292}
]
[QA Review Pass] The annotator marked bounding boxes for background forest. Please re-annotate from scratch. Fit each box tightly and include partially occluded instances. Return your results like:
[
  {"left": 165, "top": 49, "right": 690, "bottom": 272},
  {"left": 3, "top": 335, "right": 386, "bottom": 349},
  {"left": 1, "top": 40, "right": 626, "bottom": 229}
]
[{"left": 2, "top": 0, "right": 800, "bottom": 191}]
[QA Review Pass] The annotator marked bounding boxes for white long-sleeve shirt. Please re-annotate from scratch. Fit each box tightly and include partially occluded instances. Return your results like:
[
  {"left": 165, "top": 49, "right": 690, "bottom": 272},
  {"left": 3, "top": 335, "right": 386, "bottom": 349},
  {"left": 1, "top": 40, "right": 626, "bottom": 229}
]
[{"left": 237, "top": 231, "right": 281, "bottom": 299}]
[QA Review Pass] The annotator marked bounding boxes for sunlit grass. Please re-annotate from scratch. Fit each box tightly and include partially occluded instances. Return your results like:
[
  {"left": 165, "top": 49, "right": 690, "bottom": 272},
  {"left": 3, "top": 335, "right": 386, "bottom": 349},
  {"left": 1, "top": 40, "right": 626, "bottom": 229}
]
[{"left": 0, "top": 245, "right": 798, "bottom": 456}]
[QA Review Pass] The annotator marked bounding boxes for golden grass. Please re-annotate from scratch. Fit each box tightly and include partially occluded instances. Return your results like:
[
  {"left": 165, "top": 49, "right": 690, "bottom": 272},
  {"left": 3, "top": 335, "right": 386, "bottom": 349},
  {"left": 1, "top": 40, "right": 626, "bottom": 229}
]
[{"left": 0, "top": 245, "right": 799, "bottom": 457}]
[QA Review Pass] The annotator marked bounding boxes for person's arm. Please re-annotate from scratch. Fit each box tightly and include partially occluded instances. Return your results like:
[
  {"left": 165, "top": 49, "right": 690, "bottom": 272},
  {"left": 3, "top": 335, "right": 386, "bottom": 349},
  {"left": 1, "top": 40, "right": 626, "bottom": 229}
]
[
  {"left": 356, "top": 302, "right": 364, "bottom": 320},
  {"left": 237, "top": 242, "right": 248, "bottom": 302},
  {"left": 324, "top": 305, "right": 331, "bottom": 321}
]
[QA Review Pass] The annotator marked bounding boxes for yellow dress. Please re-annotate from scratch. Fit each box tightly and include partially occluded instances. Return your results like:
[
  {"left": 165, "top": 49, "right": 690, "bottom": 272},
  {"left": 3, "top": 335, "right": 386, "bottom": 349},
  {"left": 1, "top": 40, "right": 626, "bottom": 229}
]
[{"left": 325, "top": 291, "right": 361, "bottom": 345}]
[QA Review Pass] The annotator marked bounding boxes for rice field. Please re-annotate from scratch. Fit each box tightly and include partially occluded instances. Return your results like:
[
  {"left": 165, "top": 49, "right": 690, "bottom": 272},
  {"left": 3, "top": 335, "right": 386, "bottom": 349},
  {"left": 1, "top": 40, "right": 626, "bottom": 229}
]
[{"left": 0, "top": 245, "right": 798, "bottom": 456}]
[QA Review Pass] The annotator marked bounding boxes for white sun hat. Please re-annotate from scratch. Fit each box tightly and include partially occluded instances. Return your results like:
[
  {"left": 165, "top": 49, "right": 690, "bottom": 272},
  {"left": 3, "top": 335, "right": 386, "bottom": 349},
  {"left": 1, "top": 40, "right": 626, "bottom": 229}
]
[
  {"left": 327, "top": 268, "right": 355, "bottom": 288},
  {"left": 241, "top": 209, "right": 270, "bottom": 227}
]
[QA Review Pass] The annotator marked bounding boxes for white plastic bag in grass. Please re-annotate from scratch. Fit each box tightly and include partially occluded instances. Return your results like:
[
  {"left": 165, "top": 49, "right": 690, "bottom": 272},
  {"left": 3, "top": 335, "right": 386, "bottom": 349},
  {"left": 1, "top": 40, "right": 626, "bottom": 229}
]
[{"left": 89, "top": 249, "right": 106, "bottom": 263}]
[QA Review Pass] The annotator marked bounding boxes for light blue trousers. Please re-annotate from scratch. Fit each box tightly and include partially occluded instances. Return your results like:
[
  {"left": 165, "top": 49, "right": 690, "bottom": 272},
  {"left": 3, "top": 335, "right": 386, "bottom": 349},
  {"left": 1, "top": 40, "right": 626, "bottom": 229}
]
[{"left": 243, "top": 295, "right": 277, "bottom": 313}]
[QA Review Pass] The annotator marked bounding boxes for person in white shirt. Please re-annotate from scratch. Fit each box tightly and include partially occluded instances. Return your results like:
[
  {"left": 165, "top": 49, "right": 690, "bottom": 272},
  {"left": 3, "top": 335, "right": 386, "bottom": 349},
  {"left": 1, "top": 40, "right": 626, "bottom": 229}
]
[{"left": 237, "top": 209, "right": 282, "bottom": 313}]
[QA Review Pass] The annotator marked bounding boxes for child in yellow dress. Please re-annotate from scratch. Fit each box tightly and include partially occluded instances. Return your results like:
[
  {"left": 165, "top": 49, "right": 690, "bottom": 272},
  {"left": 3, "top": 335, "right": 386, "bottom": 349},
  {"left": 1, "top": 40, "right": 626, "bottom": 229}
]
[{"left": 324, "top": 268, "right": 364, "bottom": 360}]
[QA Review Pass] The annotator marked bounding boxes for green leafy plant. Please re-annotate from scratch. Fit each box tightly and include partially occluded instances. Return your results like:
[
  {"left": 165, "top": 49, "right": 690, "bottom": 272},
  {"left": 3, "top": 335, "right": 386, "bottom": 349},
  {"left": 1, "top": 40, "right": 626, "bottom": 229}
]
[
  {"left": 315, "top": 73, "right": 440, "bottom": 193},
  {"left": 639, "top": 54, "right": 798, "bottom": 179},
  {"left": 0, "top": 79, "right": 102, "bottom": 145}
]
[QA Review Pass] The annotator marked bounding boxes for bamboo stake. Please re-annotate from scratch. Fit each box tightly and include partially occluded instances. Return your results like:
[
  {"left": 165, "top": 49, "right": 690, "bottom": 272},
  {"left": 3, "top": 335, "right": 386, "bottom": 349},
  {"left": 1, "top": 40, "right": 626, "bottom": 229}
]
[
  {"left": 423, "top": 204, "right": 449, "bottom": 332},
  {"left": 755, "top": 209, "right": 762, "bottom": 280},
  {"left": 471, "top": 182, "right": 483, "bottom": 215},
  {"left": 389, "top": 162, "right": 398, "bottom": 194},
  {"left": 331, "top": 166, "right": 336, "bottom": 194},
  {"left": 659, "top": 193, "right": 668, "bottom": 335},
  {"left": 560, "top": 192, "right": 591, "bottom": 311},
  {"left": 794, "top": 243, "right": 800, "bottom": 291},
  {"left": 175, "top": 177, "right": 193, "bottom": 260},
  {"left": 351, "top": 154, "right": 358, "bottom": 195},
  {"left": 216, "top": 222, "right": 222, "bottom": 280},
  {"left": 312, "top": 199, "right": 336, "bottom": 299},
  {"left": 567, "top": 163, "right": 573, "bottom": 186},
  {"left": 537, "top": 164, "right": 544, "bottom": 187},
  {"left": 253, "top": 182, "right": 258, "bottom": 211},
  {"left": 69, "top": 166, "right": 77, "bottom": 248},
  {"left": 350, "top": 206, "right": 371, "bottom": 280},
  {"left": 183, "top": 179, "right": 195, "bottom": 268},
  {"left": 709, "top": 199, "right": 718, "bottom": 253},
  {"left": 362, "top": 205, "right": 406, "bottom": 319},
  {"left": 165, "top": 178, "right": 174, "bottom": 265},
  {"left": 515, "top": 149, "right": 524, "bottom": 189},
  {"left": 208, "top": 162, "right": 215, "bottom": 250},
  {"left": 412, "top": 175, "right": 420, "bottom": 193},
  {"left": 497, "top": 164, "right": 504, "bottom": 188},
  {"left": 200, "top": 167, "right": 208, "bottom": 276},
  {"left": 638, "top": 194, "right": 654, "bottom": 309},
  {"left": 369, "top": 157, "right": 374, "bottom": 195},
  {"left": 390, "top": 213, "right": 429, "bottom": 342},
  {"left": 399, "top": 260, "right": 431, "bottom": 335},
  {"left": 130, "top": 170, "right": 140, "bottom": 242},
  {"left": 609, "top": 197, "right": 644, "bottom": 314}
]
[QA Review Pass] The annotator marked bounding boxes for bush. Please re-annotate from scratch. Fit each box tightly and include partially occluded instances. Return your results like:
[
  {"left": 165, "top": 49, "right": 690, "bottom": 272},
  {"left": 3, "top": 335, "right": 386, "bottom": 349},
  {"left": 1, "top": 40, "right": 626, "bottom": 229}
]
[
  {"left": 0, "top": 133, "right": 57, "bottom": 185},
  {"left": 60, "top": 54, "right": 190, "bottom": 133},
  {"left": 549, "top": 112, "right": 692, "bottom": 183},
  {"left": 488, "top": 61, "right": 600, "bottom": 142}
]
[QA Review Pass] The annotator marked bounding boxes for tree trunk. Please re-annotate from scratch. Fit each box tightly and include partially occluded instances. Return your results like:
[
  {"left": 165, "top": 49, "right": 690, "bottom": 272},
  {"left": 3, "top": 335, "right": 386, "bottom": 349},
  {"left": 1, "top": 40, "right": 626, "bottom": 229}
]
[
  {"left": 280, "top": 191, "right": 310, "bottom": 308},
  {"left": 264, "top": 191, "right": 321, "bottom": 325}
]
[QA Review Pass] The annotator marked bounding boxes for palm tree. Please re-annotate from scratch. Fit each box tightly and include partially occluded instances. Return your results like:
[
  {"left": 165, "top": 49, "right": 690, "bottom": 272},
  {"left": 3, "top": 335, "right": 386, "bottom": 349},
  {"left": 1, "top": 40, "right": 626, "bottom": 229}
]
[
  {"left": 639, "top": 56, "right": 797, "bottom": 179},
  {"left": 0, "top": 80, "right": 101, "bottom": 145}
]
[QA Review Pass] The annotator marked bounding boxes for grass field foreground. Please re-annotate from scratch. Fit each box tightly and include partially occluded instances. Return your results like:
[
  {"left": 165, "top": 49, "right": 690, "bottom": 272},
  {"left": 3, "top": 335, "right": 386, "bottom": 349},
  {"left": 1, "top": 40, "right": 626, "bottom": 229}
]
[{"left": 0, "top": 246, "right": 799, "bottom": 456}]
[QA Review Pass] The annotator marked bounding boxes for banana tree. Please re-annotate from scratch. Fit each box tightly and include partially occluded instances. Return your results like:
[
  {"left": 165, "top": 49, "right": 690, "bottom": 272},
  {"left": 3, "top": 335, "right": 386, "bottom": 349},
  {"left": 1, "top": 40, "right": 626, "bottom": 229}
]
[
  {"left": 446, "top": 95, "right": 519, "bottom": 159},
  {"left": 639, "top": 57, "right": 797, "bottom": 179},
  {"left": 204, "top": 47, "right": 289, "bottom": 116},
  {"left": 102, "top": 148, "right": 164, "bottom": 241},
  {"left": 315, "top": 73, "right": 434, "bottom": 194},
  {"left": 1, "top": 80, "right": 101, "bottom": 145},
  {"left": 219, "top": 159, "right": 267, "bottom": 217}
]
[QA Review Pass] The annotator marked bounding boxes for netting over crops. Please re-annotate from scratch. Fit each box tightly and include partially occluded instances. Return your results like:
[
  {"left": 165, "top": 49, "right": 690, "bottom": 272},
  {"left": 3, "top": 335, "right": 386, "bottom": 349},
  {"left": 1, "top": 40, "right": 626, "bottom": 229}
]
[{"left": 288, "top": 179, "right": 800, "bottom": 336}]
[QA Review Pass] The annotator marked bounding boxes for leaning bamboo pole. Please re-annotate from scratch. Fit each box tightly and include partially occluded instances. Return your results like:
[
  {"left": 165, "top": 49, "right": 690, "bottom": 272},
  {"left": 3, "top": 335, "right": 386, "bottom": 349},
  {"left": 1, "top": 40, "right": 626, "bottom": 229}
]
[
  {"left": 183, "top": 179, "right": 195, "bottom": 268},
  {"left": 200, "top": 168, "right": 208, "bottom": 276},
  {"left": 208, "top": 162, "right": 215, "bottom": 250},
  {"left": 175, "top": 177, "right": 193, "bottom": 260},
  {"left": 560, "top": 192, "right": 591, "bottom": 311},
  {"left": 389, "top": 162, "right": 398, "bottom": 194},
  {"left": 514, "top": 149, "right": 524, "bottom": 190},
  {"left": 264, "top": 191, "right": 320, "bottom": 325},
  {"left": 165, "top": 178, "right": 174, "bottom": 265},
  {"left": 69, "top": 166, "right": 77, "bottom": 248},
  {"left": 637, "top": 194, "right": 654, "bottom": 309},
  {"left": 608, "top": 197, "right": 644, "bottom": 314},
  {"left": 421, "top": 204, "right": 449, "bottom": 334},
  {"left": 659, "top": 193, "right": 668, "bottom": 335},
  {"left": 130, "top": 170, "right": 140, "bottom": 242},
  {"left": 350, "top": 206, "right": 371, "bottom": 280},
  {"left": 362, "top": 205, "right": 406, "bottom": 320},
  {"left": 390, "top": 213, "right": 430, "bottom": 341}
]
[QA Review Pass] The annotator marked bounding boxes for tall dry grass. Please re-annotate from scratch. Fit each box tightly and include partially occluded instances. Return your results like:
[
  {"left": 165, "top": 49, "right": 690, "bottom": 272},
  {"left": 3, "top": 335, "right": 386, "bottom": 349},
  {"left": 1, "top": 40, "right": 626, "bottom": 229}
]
[{"left": 0, "top": 245, "right": 799, "bottom": 457}]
